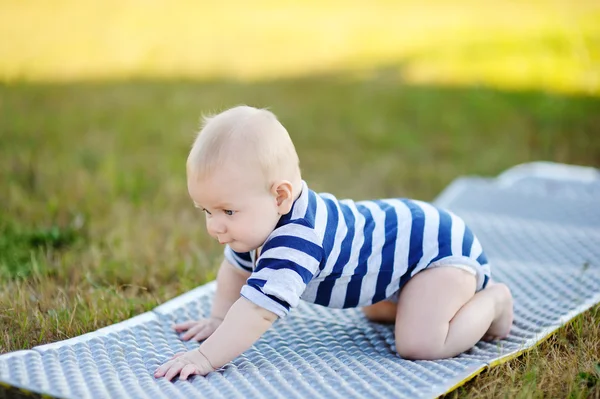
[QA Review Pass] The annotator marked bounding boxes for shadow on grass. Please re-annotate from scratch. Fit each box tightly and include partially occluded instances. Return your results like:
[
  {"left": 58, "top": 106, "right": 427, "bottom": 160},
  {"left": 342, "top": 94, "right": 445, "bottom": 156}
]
[{"left": 0, "top": 222, "right": 84, "bottom": 279}]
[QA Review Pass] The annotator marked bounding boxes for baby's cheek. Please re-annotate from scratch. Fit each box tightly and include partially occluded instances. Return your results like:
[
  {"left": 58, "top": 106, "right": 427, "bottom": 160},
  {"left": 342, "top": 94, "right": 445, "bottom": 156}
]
[
  {"left": 240, "top": 219, "right": 257, "bottom": 236},
  {"left": 253, "top": 220, "right": 271, "bottom": 237}
]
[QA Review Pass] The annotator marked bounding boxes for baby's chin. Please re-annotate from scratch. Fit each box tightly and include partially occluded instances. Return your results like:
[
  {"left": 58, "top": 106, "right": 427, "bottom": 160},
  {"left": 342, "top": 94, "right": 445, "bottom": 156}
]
[{"left": 227, "top": 241, "right": 257, "bottom": 253}]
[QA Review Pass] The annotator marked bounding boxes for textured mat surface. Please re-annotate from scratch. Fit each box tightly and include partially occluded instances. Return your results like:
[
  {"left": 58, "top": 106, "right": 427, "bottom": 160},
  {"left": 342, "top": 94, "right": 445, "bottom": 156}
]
[{"left": 2, "top": 162, "right": 600, "bottom": 399}]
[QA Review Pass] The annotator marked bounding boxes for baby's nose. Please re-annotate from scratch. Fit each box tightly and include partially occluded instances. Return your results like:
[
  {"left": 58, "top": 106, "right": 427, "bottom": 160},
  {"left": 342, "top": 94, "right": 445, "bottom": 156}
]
[{"left": 207, "top": 218, "right": 226, "bottom": 235}]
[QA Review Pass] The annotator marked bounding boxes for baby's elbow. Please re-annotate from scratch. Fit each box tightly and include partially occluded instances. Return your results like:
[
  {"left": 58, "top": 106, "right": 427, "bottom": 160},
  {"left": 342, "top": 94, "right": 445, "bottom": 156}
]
[
  {"left": 257, "top": 307, "right": 279, "bottom": 323},
  {"left": 245, "top": 300, "right": 278, "bottom": 323}
]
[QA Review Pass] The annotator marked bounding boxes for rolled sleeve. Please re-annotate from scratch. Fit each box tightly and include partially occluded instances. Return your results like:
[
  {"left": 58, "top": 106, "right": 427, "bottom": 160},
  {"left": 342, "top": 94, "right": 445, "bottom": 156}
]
[{"left": 240, "top": 285, "right": 289, "bottom": 318}]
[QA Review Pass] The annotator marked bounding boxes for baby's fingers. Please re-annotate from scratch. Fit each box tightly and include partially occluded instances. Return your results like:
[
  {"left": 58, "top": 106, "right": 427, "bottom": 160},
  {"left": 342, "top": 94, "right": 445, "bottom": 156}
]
[
  {"left": 172, "top": 320, "right": 199, "bottom": 331},
  {"left": 191, "top": 328, "right": 213, "bottom": 342},
  {"left": 164, "top": 363, "right": 184, "bottom": 381},
  {"left": 181, "top": 324, "right": 207, "bottom": 341},
  {"left": 154, "top": 359, "right": 176, "bottom": 378},
  {"left": 179, "top": 364, "right": 199, "bottom": 381}
]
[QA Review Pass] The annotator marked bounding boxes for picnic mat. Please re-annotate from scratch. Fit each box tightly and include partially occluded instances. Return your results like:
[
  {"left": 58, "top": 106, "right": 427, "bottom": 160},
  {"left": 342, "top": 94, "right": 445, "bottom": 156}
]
[{"left": 1, "top": 162, "right": 599, "bottom": 399}]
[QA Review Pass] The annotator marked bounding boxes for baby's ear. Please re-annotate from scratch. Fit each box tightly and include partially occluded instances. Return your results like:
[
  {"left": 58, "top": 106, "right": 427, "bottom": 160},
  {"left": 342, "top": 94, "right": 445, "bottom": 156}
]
[{"left": 271, "top": 180, "right": 294, "bottom": 215}]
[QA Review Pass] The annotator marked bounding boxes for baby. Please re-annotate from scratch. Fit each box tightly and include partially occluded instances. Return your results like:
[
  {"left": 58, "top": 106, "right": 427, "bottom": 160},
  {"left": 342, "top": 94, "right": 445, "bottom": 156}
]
[{"left": 154, "top": 105, "right": 514, "bottom": 381}]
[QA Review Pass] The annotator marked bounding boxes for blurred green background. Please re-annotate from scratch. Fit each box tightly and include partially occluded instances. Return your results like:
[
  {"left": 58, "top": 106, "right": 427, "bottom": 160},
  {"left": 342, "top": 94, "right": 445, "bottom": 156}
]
[
  {"left": 1, "top": 2, "right": 600, "bottom": 396},
  {"left": 1, "top": 0, "right": 599, "bottom": 93}
]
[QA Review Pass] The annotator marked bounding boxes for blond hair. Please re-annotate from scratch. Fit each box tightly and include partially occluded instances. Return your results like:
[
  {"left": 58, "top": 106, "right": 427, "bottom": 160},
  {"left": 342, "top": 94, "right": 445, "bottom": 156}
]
[{"left": 187, "top": 105, "right": 301, "bottom": 187}]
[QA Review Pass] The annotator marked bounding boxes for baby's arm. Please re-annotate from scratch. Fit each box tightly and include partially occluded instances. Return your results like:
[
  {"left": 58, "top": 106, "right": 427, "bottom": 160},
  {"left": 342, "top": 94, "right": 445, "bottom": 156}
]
[
  {"left": 173, "top": 258, "right": 250, "bottom": 341},
  {"left": 212, "top": 258, "right": 251, "bottom": 319},
  {"left": 155, "top": 296, "right": 277, "bottom": 380},
  {"left": 200, "top": 297, "right": 277, "bottom": 367}
]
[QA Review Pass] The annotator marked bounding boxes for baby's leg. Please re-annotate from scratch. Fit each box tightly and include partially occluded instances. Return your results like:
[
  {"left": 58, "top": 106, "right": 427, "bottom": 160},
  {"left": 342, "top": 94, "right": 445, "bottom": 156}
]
[
  {"left": 362, "top": 300, "right": 397, "bottom": 324},
  {"left": 394, "top": 267, "right": 513, "bottom": 360}
]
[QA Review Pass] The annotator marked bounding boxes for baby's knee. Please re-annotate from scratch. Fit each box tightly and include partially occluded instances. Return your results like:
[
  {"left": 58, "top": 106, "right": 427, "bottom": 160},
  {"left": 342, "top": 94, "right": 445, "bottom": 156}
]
[{"left": 492, "top": 282, "right": 512, "bottom": 299}]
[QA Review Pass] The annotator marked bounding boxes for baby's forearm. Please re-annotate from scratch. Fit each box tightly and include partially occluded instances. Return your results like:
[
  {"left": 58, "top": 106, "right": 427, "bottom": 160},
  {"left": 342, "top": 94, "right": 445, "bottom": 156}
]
[
  {"left": 210, "top": 260, "right": 250, "bottom": 320},
  {"left": 199, "top": 297, "right": 277, "bottom": 369}
]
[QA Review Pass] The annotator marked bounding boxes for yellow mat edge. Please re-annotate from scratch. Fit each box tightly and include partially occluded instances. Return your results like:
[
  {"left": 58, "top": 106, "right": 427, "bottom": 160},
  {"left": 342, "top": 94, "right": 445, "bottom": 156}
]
[
  {"left": 438, "top": 298, "right": 600, "bottom": 397},
  {"left": 0, "top": 380, "right": 59, "bottom": 399}
]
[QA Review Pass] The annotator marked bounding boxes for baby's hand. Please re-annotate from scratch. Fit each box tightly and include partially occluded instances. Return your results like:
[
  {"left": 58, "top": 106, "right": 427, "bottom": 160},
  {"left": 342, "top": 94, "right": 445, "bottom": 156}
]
[
  {"left": 172, "top": 317, "right": 223, "bottom": 341},
  {"left": 154, "top": 349, "right": 215, "bottom": 381}
]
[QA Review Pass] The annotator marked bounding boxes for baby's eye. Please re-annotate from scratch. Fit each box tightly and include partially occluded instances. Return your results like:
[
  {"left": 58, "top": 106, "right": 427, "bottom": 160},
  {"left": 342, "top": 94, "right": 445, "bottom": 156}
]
[
  {"left": 223, "top": 210, "right": 235, "bottom": 216},
  {"left": 202, "top": 208, "right": 212, "bottom": 215}
]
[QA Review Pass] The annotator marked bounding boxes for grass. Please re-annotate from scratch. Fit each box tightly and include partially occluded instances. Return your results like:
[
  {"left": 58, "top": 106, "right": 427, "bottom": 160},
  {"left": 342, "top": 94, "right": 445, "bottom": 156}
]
[{"left": 1, "top": 0, "right": 600, "bottom": 397}]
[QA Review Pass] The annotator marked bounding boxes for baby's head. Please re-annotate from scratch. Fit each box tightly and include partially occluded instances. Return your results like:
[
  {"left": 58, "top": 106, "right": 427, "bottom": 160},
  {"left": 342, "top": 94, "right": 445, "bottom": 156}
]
[{"left": 187, "top": 105, "right": 302, "bottom": 253}]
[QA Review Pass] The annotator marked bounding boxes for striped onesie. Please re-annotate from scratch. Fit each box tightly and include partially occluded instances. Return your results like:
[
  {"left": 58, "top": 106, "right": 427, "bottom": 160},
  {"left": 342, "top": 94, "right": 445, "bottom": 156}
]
[{"left": 225, "top": 181, "right": 491, "bottom": 318}]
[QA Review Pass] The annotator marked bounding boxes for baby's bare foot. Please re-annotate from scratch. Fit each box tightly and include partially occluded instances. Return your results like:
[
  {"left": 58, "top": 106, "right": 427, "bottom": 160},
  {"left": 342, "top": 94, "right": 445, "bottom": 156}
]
[{"left": 482, "top": 283, "right": 514, "bottom": 341}]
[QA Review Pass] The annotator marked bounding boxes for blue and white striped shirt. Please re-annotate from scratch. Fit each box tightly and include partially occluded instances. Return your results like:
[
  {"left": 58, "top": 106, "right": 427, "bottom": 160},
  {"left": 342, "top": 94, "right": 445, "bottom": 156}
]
[{"left": 225, "top": 181, "right": 491, "bottom": 318}]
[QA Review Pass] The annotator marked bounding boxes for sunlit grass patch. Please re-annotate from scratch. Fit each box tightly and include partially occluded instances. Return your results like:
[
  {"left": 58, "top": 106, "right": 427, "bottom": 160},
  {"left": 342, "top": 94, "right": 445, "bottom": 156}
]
[{"left": 0, "top": 0, "right": 598, "bottom": 94}]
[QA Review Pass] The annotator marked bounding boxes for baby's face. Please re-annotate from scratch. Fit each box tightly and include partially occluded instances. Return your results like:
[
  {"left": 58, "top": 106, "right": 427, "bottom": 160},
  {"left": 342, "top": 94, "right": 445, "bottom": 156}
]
[{"left": 187, "top": 166, "right": 281, "bottom": 253}]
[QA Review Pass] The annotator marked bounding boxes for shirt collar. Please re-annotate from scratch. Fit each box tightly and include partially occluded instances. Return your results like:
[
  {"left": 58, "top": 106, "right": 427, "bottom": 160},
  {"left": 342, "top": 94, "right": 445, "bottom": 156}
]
[{"left": 277, "top": 180, "right": 308, "bottom": 225}]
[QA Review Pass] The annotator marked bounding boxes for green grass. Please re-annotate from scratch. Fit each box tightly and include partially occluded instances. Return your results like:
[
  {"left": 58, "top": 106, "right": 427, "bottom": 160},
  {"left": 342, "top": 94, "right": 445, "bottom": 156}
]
[
  {"left": 0, "top": 223, "right": 81, "bottom": 279},
  {"left": 1, "top": 0, "right": 600, "bottom": 397}
]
